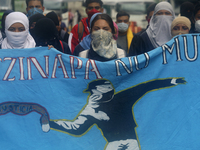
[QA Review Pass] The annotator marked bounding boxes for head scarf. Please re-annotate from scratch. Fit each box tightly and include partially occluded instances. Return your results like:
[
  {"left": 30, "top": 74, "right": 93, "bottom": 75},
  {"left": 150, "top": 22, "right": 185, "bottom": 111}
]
[
  {"left": 171, "top": 16, "right": 191, "bottom": 37},
  {"left": 171, "top": 16, "right": 191, "bottom": 30},
  {"left": 90, "top": 12, "right": 102, "bottom": 29},
  {"left": 2, "top": 12, "right": 36, "bottom": 49},
  {"left": 46, "top": 11, "right": 59, "bottom": 26},
  {"left": 146, "top": 1, "right": 175, "bottom": 48},
  {"left": 29, "top": 13, "right": 45, "bottom": 37},
  {"left": 180, "top": 2, "right": 194, "bottom": 19},
  {"left": 113, "top": 21, "right": 118, "bottom": 40},
  {"left": 34, "top": 18, "right": 62, "bottom": 50}
]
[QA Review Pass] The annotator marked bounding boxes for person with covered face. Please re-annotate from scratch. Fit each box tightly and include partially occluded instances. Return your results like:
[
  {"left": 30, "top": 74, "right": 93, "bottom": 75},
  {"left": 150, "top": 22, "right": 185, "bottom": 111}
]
[
  {"left": 116, "top": 11, "right": 133, "bottom": 54},
  {"left": 180, "top": 1, "right": 195, "bottom": 33},
  {"left": 33, "top": 18, "right": 71, "bottom": 54},
  {"left": 68, "top": 0, "right": 104, "bottom": 54},
  {"left": 29, "top": 13, "right": 45, "bottom": 38},
  {"left": 26, "top": 0, "right": 44, "bottom": 19},
  {"left": 1, "top": 12, "right": 36, "bottom": 49},
  {"left": 78, "top": 14, "right": 126, "bottom": 61},
  {"left": 171, "top": 16, "right": 191, "bottom": 37},
  {"left": 46, "top": 11, "right": 69, "bottom": 44},
  {"left": 73, "top": 13, "right": 119, "bottom": 56},
  {"left": 193, "top": 2, "right": 200, "bottom": 33},
  {"left": 129, "top": 1, "right": 175, "bottom": 56}
]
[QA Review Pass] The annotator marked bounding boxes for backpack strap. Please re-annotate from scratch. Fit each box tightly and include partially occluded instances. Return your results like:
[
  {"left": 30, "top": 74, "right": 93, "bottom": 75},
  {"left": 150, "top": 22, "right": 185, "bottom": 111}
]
[
  {"left": 59, "top": 40, "right": 64, "bottom": 53},
  {"left": 78, "top": 21, "right": 84, "bottom": 42}
]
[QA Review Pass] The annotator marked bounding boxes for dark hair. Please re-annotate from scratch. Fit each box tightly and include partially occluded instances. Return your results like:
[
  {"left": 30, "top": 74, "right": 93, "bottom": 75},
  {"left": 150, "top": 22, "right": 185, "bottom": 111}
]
[
  {"left": 85, "top": 0, "right": 103, "bottom": 8},
  {"left": 146, "top": 3, "right": 157, "bottom": 16},
  {"left": 91, "top": 14, "right": 115, "bottom": 34},
  {"left": 116, "top": 11, "right": 130, "bottom": 19},
  {"left": 26, "top": 0, "right": 43, "bottom": 6}
]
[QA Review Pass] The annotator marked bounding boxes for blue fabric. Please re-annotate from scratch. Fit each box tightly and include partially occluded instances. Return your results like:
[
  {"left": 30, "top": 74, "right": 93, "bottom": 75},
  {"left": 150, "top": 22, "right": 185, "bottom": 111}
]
[
  {"left": 80, "top": 34, "right": 91, "bottom": 50},
  {"left": 0, "top": 34, "right": 200, "bottom": 150}
]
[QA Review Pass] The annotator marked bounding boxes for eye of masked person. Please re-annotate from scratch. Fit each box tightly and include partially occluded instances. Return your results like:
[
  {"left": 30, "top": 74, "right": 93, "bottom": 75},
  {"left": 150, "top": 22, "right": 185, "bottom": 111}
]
[
  {"left": 156, "top": 10, "right": 172, "bottom": 16},
  {"left": 8, "top": 23, "right": 25, "bottom": 32}
]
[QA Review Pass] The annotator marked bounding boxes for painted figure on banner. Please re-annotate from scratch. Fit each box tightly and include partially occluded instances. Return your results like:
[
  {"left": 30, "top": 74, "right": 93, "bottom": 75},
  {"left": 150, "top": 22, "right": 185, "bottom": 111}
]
[{"left": 0, "top": 78, "right": 186, "bottom": 150}]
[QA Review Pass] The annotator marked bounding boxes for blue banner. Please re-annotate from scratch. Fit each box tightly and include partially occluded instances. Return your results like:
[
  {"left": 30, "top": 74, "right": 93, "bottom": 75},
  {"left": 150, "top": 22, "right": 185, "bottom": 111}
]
[{"left": 0, "top": 34, "right": 199, "bottom": 150}]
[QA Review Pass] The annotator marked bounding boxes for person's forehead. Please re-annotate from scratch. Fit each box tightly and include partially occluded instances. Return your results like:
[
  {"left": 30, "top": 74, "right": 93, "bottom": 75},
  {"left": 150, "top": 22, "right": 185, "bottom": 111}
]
[
  {"left": 117, "top": 16, "right": 129, "bottom": 21},
  {"left": 93, "top": 19, "right": 109, "bottom": 26},
  {"left": 157, "top": 9, "right": 170, "bottom": 12},
  {"left": 10, "top": 22, "right": 24, "bottom": 27},
  {"left": 174, "top": 23, "right": 187, "bottom": 27},
  {"left": 28, "top": 0, "right": 42, "bottom": 6},
  {"left": 87, "top": 2, "right": 101, "bottom": 8}
]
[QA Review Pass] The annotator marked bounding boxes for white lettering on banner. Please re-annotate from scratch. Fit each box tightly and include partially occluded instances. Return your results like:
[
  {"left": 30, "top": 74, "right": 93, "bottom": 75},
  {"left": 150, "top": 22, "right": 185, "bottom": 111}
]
[
  {"left": 115, "top": 53, "right": 150, "bottom": 76},
  {"left": 0, "top": 55, "right": 102, "bottom": 81},
  {"left": 3, "top": 57, "right": 16, "bottom": 81},
  {"left": 162, "top": 35, "right": 198, "bottom": 64},
  {"left": 19, "top": 57, "right": 25, "bottom": 81},
  {"left": 44, "top": 56, "right": 49, "bottom": 76},
  {"left": 70, "top": 56, "right": 83, "bottom": 79},
  {"left": 85, "top": 59, "right": 102, "bottom": 79}
]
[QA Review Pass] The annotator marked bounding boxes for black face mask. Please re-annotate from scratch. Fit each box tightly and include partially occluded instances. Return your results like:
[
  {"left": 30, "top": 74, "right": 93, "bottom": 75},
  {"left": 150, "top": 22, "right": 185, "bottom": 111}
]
[{"left": 35, "top": 37, "right": 57, "bottom": 46}]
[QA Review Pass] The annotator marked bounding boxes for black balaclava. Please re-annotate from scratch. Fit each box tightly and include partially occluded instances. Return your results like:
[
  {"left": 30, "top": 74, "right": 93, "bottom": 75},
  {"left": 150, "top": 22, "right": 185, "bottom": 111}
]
[
  {"left": 29, "top": 13, "right": 45, "bottom": 37},
  {"left": 34, "top": 18, "right": 62, "bottom": 50},
  {"left": 46, "top": 11, "right": 59, "bottom": 26}
]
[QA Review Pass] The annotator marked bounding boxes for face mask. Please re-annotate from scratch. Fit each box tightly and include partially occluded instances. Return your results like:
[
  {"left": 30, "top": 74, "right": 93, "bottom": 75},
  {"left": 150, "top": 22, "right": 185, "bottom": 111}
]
[
  {"left": 195, "top": 20, "right": 200, "bottom": 32},
  {"left": 91, "top": 29, "right": 117, "bottom": 59},
  {"left": 27, "top": 7, "right": 43, "bottom": 18},
  {"left": 87, "top": 9, "right": 100, "bottom": 21},
  {"left": 171, "top": 30, "right": 189, "bottom": 37},
  {"left": 117, "top": 22, "right": 129, "bottom": 32},
  {"left": 5, "top": 30, "right": 28, "bottom": 49}
]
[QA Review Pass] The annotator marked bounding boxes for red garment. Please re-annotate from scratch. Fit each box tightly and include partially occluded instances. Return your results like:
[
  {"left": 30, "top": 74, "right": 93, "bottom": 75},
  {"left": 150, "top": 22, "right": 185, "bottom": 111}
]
[{"left": 68, "top": 17, "right": 90, "bottom": 54}]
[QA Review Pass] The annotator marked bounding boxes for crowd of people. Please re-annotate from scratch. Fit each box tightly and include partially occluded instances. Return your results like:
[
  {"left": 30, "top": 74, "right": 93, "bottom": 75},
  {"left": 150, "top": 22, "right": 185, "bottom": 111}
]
[{"left": 0, "top": 0, "right": 200, "bottom": 62}]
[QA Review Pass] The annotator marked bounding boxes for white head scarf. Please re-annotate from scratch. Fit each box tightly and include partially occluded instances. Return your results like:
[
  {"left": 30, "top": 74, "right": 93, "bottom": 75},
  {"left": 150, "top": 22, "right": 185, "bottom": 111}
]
[
  {"left": 146, "top": 1, "right": 175, "bottom": 48},
  {"left": 2, "top": 12, "right": 35, "bottom": 49}
]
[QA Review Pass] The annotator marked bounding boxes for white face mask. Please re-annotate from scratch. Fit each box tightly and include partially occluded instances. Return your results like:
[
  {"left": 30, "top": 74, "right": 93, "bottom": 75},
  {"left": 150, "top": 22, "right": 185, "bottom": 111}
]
[
  {"left": 195, "top": 20, "right": 200, "bottom": 32},
  {"left": 117, "top": 22, "right": 129, "bottom": 32},
  {"left": 91, "top": 29, "right": 117, "bottom": 59},
  {"left": 5, "top": 30, "right": 29, "bottom": 49}
]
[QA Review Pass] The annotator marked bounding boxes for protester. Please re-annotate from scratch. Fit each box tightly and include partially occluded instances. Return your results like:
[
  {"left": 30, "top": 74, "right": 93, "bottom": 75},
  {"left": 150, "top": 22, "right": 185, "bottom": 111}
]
[
  {"left": 46, "top": 11, "right": 69, "bottom": 43},
  {"left": 26, "top": 0, "right": 45, "bottom": 18},
  {"left": 129, "top": 1, "right": 175, "bottom": 56},
  {"left": 1, "top": 12, "right": 36, "bottom": 49},
  {"left": 146, "top": 3, "right": 157, "bottom": 26},
  {"left": 68, "top": 0, "right": 104, "bottom": 54},
  {"left": 76, "top": 10, "right": 82, "bottom": 24},
  {"left": 116, "top": 11, "right": 133, "bottom": 54},
  {"left": 180, "top": 1, "right": 195, "bottom": 33},
  {"left": 57, "top": 13, "right": 68, "bottom": 32},
  {"left": 78, "top": 14, "right": 126, "bottom": 61},
  {"left": 68, "top": 9, "right": 74, "bottom": 31},
  {"left": 0, "top": 10, "right": 14, "bottom": 46},
  {"left": 73, "top": 13, "right": 120, "bottom": 56},
  {"left": 193, "top": 2, "right": 200, "bottom": 33},
  {"left": 33, "top": 18, "right": 70, "bottom": 54},
  {"left": 171, "top": 16, "right": 191, "bottom": 37},
  {"left": 29, "top": 13, "right": 45, "bottom": 38}
]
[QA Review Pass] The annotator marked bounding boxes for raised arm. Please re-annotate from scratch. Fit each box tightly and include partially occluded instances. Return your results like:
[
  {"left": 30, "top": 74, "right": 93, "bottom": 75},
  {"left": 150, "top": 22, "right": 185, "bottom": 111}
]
[{"left": 116, "top": 77, "right": 186, "bottom": 105}]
